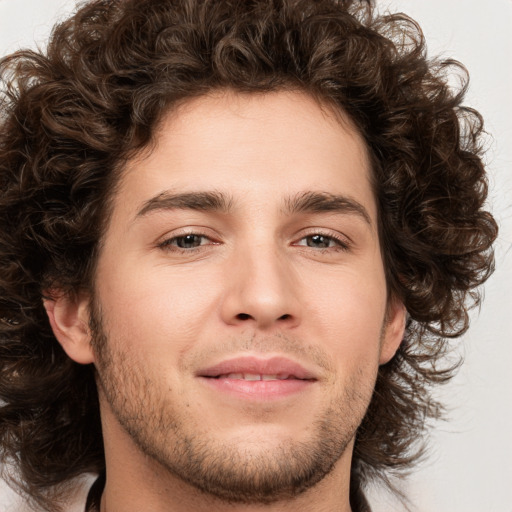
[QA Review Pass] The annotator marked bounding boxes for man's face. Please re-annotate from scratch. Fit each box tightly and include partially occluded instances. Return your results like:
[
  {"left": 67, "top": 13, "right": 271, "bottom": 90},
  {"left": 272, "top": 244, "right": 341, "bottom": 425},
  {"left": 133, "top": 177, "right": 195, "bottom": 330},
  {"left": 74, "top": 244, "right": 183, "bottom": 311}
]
[{"left": 86, "top": 90, "right": 404, "bottom": 502}]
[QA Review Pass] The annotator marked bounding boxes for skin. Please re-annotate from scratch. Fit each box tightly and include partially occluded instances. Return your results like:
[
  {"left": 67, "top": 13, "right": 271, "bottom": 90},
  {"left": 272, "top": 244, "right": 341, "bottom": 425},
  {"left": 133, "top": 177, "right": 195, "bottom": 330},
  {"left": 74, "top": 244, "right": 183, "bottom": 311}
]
[{"left": 46, "top": 90, "right": 405, "bottom": 512}]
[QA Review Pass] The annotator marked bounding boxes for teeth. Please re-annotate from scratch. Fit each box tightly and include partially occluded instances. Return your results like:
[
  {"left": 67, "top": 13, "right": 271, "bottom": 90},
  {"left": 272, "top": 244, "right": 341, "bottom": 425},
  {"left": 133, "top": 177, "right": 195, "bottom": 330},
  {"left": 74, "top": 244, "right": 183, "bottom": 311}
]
[
  {"left": 226, "top": 373, "right": 243, "bottom": 379},
  {"left": 221, "top": 373, "right": 293, "bottom": 381},
  {"left": 244, "top": 373, "right": 261, "bottom": 381}
]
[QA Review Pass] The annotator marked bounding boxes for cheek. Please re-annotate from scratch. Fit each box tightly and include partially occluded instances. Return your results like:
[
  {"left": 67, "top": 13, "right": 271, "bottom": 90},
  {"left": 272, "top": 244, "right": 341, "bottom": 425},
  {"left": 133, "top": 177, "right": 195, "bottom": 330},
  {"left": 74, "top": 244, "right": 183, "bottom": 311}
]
[
  {"left": 305, "top": 270, "right": 387, "bottom": 368},
  {"left": 96, "top": 262, "right": 222, "bottom": 352}
]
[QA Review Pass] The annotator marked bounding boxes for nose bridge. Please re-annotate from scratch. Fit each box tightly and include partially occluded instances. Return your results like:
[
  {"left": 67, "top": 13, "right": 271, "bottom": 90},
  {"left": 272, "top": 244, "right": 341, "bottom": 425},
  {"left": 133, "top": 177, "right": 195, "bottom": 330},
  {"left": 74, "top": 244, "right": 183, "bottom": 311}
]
[{"left": 221, "top": 235, "right": 300, "bottom": 329}]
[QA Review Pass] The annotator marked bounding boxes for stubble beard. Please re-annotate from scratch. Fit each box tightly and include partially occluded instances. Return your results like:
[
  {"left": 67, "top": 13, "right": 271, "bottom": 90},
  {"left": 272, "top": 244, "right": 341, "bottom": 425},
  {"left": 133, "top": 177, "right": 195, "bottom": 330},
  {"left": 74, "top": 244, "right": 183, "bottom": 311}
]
[{"left": 89, "top": 301, "right": 377, "bottom": 505}]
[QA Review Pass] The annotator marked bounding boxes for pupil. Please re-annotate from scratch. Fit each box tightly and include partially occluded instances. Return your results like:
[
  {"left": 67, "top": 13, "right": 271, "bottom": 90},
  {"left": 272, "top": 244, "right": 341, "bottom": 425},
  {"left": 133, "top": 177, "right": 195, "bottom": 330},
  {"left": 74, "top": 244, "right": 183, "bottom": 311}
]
[
  {"left": 177, "top": 235, "right": 201, "bottom": 248},
  {"left": 308, "top": 235, "right": 329, "bottom": 248}
]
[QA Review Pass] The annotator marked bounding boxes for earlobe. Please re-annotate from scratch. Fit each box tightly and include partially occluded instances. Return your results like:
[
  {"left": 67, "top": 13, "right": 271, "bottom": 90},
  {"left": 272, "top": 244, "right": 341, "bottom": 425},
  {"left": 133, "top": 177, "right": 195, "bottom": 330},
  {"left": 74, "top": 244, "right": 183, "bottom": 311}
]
[
  {"left": 43, "top": 291, "right": 95, "bottom": 365},
  {"left": 379, "top": 298, "right": 407, "bottom": 365}
]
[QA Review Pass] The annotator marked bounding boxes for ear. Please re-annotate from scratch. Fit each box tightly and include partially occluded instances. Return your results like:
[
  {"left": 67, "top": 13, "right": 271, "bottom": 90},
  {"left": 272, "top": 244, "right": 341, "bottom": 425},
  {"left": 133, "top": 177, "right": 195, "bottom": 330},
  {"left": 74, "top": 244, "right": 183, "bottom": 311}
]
[
  {"left": 43, "top": 291, "right": 95, "bottom": 365},
  {"left": 379, "top": 297, "right": 407, "bottom": 365}
]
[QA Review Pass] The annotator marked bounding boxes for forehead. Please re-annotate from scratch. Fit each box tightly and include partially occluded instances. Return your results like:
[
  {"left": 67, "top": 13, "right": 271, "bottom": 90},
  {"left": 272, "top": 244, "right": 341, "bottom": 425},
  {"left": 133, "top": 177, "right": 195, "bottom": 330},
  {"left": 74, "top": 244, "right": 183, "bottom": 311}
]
[{"left": 115, "top": 89, "right": 375, "bottom": 221}]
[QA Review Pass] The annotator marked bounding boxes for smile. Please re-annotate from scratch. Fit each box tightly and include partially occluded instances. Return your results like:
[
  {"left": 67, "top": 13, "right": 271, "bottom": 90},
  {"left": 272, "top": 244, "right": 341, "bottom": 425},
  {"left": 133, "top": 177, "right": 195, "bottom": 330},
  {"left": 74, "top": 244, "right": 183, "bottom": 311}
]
[{"left": 197, "top": 356, "right": 317, "bottom": 400}]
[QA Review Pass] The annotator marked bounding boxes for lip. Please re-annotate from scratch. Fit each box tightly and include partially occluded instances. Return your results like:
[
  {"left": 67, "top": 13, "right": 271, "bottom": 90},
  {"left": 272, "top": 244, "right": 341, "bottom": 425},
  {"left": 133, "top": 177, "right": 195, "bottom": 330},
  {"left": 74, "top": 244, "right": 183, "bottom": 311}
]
[
  {"left": 197, "top": 356, "right": 316, "bottom": 380},
  {"left": 197, "top": 356, "right": 317, "bottom": 400}
]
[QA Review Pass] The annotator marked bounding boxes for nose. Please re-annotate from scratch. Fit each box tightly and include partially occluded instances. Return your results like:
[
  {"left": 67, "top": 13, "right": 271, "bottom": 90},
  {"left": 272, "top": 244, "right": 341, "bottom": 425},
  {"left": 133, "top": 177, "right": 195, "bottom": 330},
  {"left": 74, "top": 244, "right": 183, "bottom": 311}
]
[{"left": 220, "top": 244, "right": 301, "bottom": 330}]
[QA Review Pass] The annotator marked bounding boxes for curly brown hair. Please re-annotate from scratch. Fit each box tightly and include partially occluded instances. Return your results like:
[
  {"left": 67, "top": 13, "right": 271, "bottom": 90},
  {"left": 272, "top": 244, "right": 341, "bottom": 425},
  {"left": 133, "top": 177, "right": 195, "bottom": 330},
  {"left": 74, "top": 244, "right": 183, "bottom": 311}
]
[{"left": 0, "top": 0, "right": 497, "bottom": 510}]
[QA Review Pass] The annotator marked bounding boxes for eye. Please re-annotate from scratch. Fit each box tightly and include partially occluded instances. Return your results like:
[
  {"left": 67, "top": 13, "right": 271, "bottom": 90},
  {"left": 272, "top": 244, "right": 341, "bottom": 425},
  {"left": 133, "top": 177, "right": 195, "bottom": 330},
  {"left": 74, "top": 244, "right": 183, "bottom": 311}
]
[
  {"left": 160, "top": 233, "right": 211, "bottom": 250},
  {"left": 295, "top": 233, "right": 349, "bottom": 251}
]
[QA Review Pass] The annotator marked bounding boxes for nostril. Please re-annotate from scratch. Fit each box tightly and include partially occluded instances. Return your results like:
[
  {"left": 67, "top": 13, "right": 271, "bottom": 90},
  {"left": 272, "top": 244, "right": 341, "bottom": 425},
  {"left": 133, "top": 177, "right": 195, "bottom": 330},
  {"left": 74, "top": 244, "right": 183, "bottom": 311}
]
[{"left": 233, "top": 312, "right": 293, "bottom": 323}]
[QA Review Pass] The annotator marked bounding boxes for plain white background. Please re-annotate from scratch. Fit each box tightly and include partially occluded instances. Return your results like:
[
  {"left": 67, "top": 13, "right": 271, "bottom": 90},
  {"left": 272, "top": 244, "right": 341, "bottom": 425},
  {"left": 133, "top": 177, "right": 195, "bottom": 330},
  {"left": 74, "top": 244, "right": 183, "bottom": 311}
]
[{"left": 1, "top": 1, "right": 511, "bottom": 511}]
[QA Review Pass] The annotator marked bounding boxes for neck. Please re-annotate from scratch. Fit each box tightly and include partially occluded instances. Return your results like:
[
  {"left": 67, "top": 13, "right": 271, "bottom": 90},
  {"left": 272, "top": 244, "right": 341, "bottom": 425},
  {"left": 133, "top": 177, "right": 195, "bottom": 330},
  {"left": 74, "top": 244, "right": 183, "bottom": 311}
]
[{"left": 99, "top": 472, "right": 354, "bottom": 512}]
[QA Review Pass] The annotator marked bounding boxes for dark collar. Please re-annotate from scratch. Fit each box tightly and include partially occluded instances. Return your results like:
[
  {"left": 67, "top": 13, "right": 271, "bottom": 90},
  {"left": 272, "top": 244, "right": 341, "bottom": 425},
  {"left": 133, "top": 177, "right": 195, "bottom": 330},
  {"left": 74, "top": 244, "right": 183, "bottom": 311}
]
[{"left": 84, "top": 473, "right": 105, "bottom": 512}]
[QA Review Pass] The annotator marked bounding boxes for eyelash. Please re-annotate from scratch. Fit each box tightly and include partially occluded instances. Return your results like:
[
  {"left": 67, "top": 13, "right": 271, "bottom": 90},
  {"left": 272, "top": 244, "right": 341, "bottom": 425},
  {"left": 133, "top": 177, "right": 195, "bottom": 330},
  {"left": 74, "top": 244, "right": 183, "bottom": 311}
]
[
  {"left": 158, "top": 230, "right": 351, "bottom": 253},
  {"left": 158, "top": 232, "right": 214, "bottom": 252},
  {"left": 294, "top": 232, "right": 351, "bottom": 252}
]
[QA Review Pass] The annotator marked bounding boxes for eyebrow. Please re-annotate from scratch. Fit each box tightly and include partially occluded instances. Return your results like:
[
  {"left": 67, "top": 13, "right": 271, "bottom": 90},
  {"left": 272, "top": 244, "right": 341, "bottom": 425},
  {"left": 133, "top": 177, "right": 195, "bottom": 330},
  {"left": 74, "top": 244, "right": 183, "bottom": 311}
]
[
  {"left": 135, "top": 189, "right": 372, "bottom": 226},
  {"left": 284, "top": 191, "right": 372, "bottom": 226},
  {"left": 136, "top": 191, "right": 233, "bottom": 218}
]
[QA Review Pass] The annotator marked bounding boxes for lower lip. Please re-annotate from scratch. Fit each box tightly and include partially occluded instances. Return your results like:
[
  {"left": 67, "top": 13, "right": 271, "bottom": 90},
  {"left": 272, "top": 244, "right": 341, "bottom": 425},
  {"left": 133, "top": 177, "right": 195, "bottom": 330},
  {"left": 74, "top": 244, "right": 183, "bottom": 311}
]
[{"left": 199, "top": 377, "right": 315, "bottom": 400}]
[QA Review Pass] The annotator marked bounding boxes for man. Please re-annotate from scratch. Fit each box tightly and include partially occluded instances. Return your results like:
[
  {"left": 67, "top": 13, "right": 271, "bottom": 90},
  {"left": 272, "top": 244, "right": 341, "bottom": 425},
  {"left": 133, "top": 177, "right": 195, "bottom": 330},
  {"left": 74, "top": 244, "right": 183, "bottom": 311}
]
[{"left": 0, "top": 0, "right": 498, "bottom": 511}]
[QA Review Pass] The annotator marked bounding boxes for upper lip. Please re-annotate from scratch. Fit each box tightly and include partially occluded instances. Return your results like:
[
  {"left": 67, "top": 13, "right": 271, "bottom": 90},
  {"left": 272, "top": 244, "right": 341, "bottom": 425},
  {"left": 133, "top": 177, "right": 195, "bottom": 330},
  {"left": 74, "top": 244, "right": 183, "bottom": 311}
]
[{"left": 197, "top": 356, "right": 317, "bottom": 380}]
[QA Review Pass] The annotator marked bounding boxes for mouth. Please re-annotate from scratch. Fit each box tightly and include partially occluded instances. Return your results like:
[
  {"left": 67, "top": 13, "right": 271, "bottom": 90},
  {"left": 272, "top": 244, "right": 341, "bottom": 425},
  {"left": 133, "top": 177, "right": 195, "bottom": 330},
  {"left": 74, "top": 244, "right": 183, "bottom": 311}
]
[
  {"left": 197, "top": 356, "right": 317, "bottom": 400},
  {"left": 213, "top": 373, "right": 303, "bottom": 381}
]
